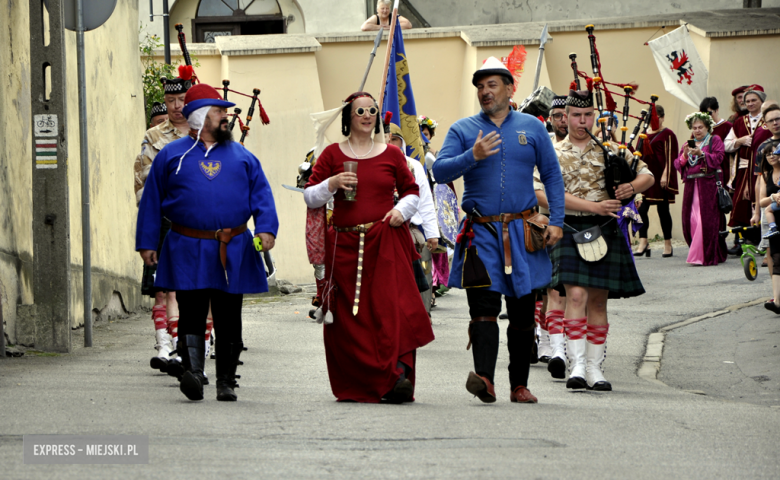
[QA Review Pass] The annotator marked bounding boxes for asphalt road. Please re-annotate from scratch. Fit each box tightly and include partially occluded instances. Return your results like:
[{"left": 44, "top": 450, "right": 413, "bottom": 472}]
[
  {"left": 660, "top": 303, "right": 780, "bottom": 407},
  {"left": 1, "top": 245, "right": 779, "bottom": 479}
]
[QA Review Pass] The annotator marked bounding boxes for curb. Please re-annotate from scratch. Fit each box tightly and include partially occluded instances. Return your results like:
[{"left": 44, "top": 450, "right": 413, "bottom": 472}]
[{"left": 637, "top": 297, "right": 770, "bottom": 385}]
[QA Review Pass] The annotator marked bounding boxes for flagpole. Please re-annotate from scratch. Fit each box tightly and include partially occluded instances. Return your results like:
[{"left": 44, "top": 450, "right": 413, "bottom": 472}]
[
  {"left": 377, "top": 0, "right": 400, "bottom": 110},
  {"left": 359, "top": 29, "right": 384, "bottom": 92}
]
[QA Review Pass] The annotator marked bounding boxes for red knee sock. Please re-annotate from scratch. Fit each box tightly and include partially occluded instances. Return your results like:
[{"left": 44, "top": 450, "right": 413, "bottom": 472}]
[
  {"left": 563, "top": 317, "right": 587, "bottom": 340},
  {"left": 152, "top": 305, "right": 167, "bottom": 331},
  {"left": 587, "top": 323, "right": 609, "bottom": 345},
  {"left": 167, "top": 316, "right": 179, "bottom": 340},
  {"left": 545, "top": 310, "right": 564, "bottom": 335},
  {"left": 205, "top": 317, "right": 213, "bottom": 342}
]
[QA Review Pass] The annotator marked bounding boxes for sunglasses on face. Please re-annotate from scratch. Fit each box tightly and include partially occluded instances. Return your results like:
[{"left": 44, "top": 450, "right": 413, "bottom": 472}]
[{"left": 354, "top": 106, "right": 379, "bottom": 117}]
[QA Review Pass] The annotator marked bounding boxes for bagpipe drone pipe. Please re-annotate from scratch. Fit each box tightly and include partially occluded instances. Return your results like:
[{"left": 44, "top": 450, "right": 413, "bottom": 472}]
[
  {"left": 569, "top": 24, "right": 663, "bottom": 203},
  {"left": 174, "top": 23, "right": 270, "bottom": 146}
]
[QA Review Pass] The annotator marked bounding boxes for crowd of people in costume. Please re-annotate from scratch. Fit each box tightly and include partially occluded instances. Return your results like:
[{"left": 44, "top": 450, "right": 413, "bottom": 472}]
[{"left": 133, "top": 44, "right": 778, "bottom": 405}]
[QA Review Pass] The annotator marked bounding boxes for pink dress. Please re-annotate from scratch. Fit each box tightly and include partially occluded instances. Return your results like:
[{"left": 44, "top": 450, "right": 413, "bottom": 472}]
[{"left": 674, "top": 136, "right": 728, "bottom": 266}]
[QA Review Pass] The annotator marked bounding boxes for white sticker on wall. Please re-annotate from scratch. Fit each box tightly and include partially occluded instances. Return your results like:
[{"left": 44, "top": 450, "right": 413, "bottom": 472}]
[{"left": 34, "top": 114, "right": 58, "bottom": 137}]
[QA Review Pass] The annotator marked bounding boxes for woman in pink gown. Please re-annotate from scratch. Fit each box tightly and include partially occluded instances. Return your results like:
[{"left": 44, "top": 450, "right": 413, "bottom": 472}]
[{"left": 675, "top": 112, "right": 727, "bottom": 266}]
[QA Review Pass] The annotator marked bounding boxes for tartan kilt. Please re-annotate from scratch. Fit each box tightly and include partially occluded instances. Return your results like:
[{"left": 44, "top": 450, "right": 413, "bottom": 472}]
[
  {"left": 550, "top": 215, "right": 645, "bottom": 299},
  {"left": 140, "top": 218, "right": 172, "bottom": 297}
]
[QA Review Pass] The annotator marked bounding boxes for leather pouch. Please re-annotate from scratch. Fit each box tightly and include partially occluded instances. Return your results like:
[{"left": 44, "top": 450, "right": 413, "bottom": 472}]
[
  {"left": 524, "top": 213, "right": 549, "bottom": 253},
  {"left": 571, "top": 225, "right": 608, "bottom": 263}
]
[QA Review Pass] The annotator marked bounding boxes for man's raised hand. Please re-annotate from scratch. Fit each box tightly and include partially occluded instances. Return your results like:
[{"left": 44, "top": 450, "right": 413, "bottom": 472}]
[{"left": 472, "top": 130, "right": 502, "bottom": 161}]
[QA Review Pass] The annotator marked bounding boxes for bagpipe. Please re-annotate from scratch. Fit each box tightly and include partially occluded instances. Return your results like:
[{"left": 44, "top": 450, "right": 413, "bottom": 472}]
[
  {"left": 174, "top": 23, "right": 270, "bottom": 145},
  {"left": 569, "top": 25, "right": 662, "bottom": 203}
]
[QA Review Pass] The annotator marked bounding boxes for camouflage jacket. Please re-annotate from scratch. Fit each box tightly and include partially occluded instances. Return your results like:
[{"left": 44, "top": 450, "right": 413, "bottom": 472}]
[
  {"left": 552, "top": 136, "right": 652, "bottom": 215},
  {"left": 134, "top": 120, "right": 187, "bottom": 205}
]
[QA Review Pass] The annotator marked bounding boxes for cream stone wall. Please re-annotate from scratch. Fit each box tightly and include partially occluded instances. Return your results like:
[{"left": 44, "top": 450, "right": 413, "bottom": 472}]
[
  {"left": 1, "top": 0, "right": 150, "bottom": 345},
  {"left": 220, "top": 49, "right": 325, "bottom": 284},
  {"left": 63, "top": 0, "right": 150, "bottom": 328},
  {"left": 0, "top": 0, "right": 35, "bottom": 343}
]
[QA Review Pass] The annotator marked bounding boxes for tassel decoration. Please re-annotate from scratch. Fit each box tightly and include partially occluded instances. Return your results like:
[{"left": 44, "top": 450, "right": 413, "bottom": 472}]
[
  {"left": 649, "top": 104, "right": 660, "bottom": 131},
  {"left": 258, "top": 101, "right": 270, "bottom": 125},
  {"left": 178, "top": 65, "right": 194, "bottom": 81}
]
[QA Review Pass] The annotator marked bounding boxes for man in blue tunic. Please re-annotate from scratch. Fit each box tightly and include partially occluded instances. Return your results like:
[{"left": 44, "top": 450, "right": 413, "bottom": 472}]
[
  {"left": 136, "top": 84, "right": 279, "bottom": 402},
  {"left": 433, "top": 58, "right": 565, "bottom": 404}
]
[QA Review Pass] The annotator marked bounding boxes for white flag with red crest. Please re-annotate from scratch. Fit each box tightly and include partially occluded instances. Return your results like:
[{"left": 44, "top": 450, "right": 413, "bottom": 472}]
[{"left": 648, "top": 26, "right": 708, "bottom": 108}]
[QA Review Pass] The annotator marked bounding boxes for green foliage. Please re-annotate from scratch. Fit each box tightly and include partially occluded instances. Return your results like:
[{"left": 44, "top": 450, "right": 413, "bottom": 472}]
[{"left": 139, "top": 28, "right": 199, "bottom": 125}]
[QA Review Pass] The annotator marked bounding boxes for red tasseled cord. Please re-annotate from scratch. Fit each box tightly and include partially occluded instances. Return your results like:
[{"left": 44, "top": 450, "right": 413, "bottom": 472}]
[
  {"left": 650, "top": 104, "right": 660, "bottom": 131},
  {"left": 258, "top": 101, "right": 270, "bottom": 125},
  {"left": 384, "top": 111, "right": 393, "bottom": 125},
  {"left": 603, "top": 88, "right": 617, "bottom": 113},
  {"left": 586, "top": 77, "right": 594, "bottom": 92}
]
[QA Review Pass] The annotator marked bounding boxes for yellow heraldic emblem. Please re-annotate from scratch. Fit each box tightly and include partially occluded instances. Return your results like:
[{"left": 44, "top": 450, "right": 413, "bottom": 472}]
[
  {"left": 199, "top": 160, "right": 222, "bottom": 180},
  {"left": 394, "top": 53, "right": 425, "bottom": 162}
]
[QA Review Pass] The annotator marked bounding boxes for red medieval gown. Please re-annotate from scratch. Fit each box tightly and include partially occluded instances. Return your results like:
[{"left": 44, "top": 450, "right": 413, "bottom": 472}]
[
  {"left": 644, "top": 128, "right": 679, "bottom": 204},
  {"left": 305, "top": 143, "right": 435, "bottom": 403},
  {"left": 728, "top": 115, "right": 773, "bottom": 226}
]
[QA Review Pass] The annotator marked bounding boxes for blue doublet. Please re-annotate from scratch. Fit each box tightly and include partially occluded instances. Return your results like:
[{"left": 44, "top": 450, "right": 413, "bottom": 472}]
[
  {"left": 136, "top": 136, "right": 279, "bottom": 294},
  {"left": 432, "top": 110, "right": 565, "bottom": 297}
]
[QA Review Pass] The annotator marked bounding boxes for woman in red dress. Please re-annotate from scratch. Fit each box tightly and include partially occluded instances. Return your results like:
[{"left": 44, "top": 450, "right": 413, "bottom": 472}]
[{"left": 304, "top": 92, "right": 435, "bottom": 403}]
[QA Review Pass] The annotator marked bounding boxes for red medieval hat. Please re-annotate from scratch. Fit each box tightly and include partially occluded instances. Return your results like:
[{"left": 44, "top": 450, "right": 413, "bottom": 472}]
[
  {"left": 182, "top": 84, "right": 235, "bottom": 118},
  {"left": 746, "top": 84, "right": 765, "bottom": 93},
  {"left": 731, "top": 85, "right": 749, "bottom": 96}
]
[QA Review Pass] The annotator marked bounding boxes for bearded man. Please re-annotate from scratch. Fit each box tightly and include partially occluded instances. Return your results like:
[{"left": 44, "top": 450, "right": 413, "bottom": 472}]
[{"left": 136, "top": 84, "right": 279, "bottom": 403}]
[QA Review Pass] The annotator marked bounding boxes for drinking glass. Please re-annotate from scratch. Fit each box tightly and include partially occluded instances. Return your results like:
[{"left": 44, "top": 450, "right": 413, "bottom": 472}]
[{"left": 343, "top": 161, "right": 358, "bottom": 201}]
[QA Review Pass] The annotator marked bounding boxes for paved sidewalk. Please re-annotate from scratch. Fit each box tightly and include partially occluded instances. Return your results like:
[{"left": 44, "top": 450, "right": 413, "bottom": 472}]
[{"left": 1, "top": 247, "right": 779, "bottom": 479}]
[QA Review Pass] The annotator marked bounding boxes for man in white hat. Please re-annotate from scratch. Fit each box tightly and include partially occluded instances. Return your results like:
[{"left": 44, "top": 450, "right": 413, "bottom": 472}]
[{"left": 432, "top": 57, "right": 565, "bottom": 404}]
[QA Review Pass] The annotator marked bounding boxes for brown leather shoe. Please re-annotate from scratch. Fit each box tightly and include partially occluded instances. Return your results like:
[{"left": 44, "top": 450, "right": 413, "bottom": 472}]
[
  {"left": 465, "top": 371, "right": 496, "bottom": 403},
  {"left": 510, "top": 386, "right": 538, "bottom": 404}
]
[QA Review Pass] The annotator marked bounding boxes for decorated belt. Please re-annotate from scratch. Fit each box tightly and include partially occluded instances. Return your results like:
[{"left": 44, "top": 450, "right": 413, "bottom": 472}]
[
  {"left": 687, "top": 172, "right": 715, "bottom": 180},
  {"left": 334, "top": 222, "right": 375, "bottom": 233},
  {"left": 471, "top": 209, "right": 536, "bottom": 274},
  {"left": 171, "top": 222, "right": 248, "bottom": 284},
  {"left": 334, "top": 221, "right": 378, "bottom": 315}
]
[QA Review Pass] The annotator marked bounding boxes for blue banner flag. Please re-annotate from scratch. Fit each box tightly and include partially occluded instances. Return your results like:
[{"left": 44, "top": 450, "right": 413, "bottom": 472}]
[{"left": 381, "top": 18, "right": 425, "bottom": 163}]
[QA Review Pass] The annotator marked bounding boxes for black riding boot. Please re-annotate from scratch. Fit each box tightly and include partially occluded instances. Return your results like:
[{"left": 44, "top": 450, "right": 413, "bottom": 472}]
[
  {"left": 216, "top": 341, "right": 243, "bottom": 402},
  {"left": 470, "top": 321, "right": 499, "bottom": 383},
  {"left": 179, "top": 334, "right": 206, "bottom": 401}
]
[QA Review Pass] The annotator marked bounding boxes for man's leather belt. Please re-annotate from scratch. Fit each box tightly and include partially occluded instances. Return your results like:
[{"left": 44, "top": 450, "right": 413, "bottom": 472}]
[
  {"left": 687, "top": 172, "right": 715, "bottom": 180},
  {"left": 471, "top": 209, "right": 536, "bottom": 275},
  {"left": 171, "top": 222, "right": 248, "bottom": 282}
]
